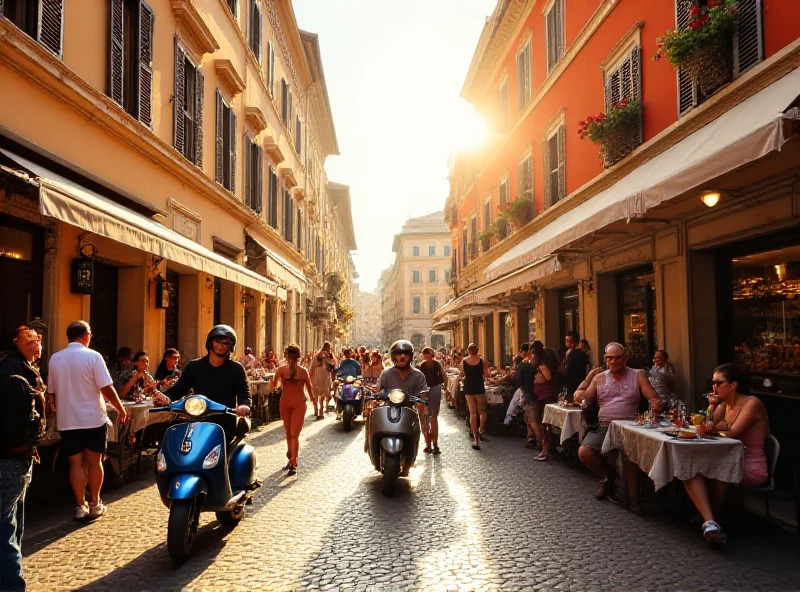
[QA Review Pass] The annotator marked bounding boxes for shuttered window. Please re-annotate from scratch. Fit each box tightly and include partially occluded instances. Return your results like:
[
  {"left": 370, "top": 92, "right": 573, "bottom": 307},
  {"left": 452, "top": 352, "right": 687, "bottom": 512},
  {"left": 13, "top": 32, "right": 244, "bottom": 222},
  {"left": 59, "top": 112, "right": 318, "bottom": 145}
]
[
  {"left": 215, "top": 90, "right": 236, "bottom": 192},
  {"left": 2, "top": 0, "right": 63, "bottom": 56},
  {"left": 498, "top": 79, "right": 509, "bottom": 127},
  {"left": 173, "top": 42, "right": 203, "bottom": 167},
  {"left": 429, "top": 295, "right": 438, "bottom": 313},
  {"left": 266, "top": 41, "right": 275, "bottom": 96},
  {"left": 517, "top": 154, "right": 532, "bottom": 203},
  {"left": 483, "top": 199, "right": 491, "bottom": 231},
  {"left": 108, "top": 0, "right": 153, "bottom": 127},
  {"left": 248, "top": 0, "right": 261, "bottom": 63},
  {"left": 282, "top": 188, "right": 294, "bottom": 243},
  {"left": 605, "top": 46, "right": 643, "bottom": 149},
  {"left": 470, "top": 216, "right": 478, "bottom": 257},
  {"left": 296, "top": 208, "right": 303, "bottom": 251},
  {"left": 497, "top": 178, "right": 509, "bottom": 239},
  {"left": 461, "top": 228, "right": 468, "bottom": 269},
  {"left": 543, "top": 125, "right": 566, "bottom": 208},
  {"left": 294, "top": 116, "right": 302, "bottom": 156},
  {"left": 225, "top": 0, "right": 237, "bottom": 18},
  {"left": 677, "top": 0, "right": 763, "bottom": 116},
  {"left": 244, "top": 136, "right": 262, "bottom": 214},
  {"left": 267, "top": 166, "right": 279, "bottom": 228},
  {"left": 412, "top": 297, "right": 421, "bottom": 315},
  {"left": 515, "top": 41, "right": 531, "bottom": 112},
  {"left": 545, "top": 0, "right": 565, "bottom": 73},
  {"left": 280, "top": 79, "right": 291, "bottom": 125}
]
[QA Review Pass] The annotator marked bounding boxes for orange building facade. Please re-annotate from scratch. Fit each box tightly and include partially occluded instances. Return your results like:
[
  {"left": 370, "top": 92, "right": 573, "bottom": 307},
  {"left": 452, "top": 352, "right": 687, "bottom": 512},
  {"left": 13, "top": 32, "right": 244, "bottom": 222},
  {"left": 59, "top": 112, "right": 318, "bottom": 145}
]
[{"left": 437, "top": 0, "right": 800, "bottom": 483}]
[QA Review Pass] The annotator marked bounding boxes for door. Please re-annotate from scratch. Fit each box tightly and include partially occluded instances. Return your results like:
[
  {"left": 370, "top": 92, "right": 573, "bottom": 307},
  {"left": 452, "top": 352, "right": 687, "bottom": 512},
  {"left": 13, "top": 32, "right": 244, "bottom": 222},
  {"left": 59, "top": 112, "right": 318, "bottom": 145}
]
[
  {"left": 0, "top": 220, "right": 43, "bottom": 350},
  {"left": 90, "top": 261, "right": 119, "bottom": 365}
]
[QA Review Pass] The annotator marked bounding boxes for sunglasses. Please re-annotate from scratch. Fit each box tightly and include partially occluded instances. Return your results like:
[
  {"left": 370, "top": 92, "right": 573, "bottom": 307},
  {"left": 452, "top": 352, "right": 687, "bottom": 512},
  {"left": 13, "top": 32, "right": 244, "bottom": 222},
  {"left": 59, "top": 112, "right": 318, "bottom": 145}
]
[
  {"left": 394, "top": 352, "right": 411, "bottom": 358},
  {"left": 604, "top": 355, "right": 624, "bottom": 361},
  {"left": 213, "top": 338, "right": 233, "bottom": 347},
  {"left": 711, "top": 380, "right": 728, "bottom": 387}
]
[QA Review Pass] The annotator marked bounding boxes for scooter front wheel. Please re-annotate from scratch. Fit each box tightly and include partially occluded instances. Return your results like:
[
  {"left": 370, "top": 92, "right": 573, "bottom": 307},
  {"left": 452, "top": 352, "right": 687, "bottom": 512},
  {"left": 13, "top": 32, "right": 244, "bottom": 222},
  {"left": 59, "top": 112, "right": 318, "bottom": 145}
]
[
  {"left": 382, "top": 454, "right": 400, "bottom": 497},
  {"left": 215, "top": 503, "right": 246, "bottom": 527},
  {"left": 167, "top": 499, "right": 199, "bottom": 564}
]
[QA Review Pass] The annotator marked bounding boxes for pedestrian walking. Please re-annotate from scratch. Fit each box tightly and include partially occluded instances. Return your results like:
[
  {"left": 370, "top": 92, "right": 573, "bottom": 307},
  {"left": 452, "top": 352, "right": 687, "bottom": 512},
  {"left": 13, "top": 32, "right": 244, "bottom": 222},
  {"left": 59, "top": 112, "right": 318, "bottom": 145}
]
[
  {"left": 562, "top": 331, "right": 589, "bottom": 401},
  {"left": 47, "top": 321, "right": 128, "bottom": 520},
  {"left": 418, "top": 347, "right": 447, "bottom": 454},
  {"left": 309, "top": 342, "right": 335, "bottom": 419},
  {"left": 0, "top": 325, "right": 46, "bottom": 592},
  {"left": 271, "top": 344, "right": 313, "bottom": 476},
  {"left": 461, "top": 343, "right": 488, "bottom": 450}
]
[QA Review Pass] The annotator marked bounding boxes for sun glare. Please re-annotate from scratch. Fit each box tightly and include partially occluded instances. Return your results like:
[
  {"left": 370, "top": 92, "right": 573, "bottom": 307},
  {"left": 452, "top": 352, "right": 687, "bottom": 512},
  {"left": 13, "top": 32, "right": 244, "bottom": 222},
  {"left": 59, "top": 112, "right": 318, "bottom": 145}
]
[{"left": 445, "top": 99, "right": 489, "bottom": 155}]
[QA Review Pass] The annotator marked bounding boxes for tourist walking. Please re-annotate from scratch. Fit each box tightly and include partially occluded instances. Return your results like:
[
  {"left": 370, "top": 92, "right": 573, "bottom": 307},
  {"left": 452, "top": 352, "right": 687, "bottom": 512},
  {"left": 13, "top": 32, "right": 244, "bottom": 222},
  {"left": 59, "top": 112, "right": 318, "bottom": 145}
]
[
  {"left": 0, "top": 325, "right": 45, "bottom": 592},
  {"left": 526, "top": 349, "right": 560, "bottom": 461},
  {"left": 309, "top": 342, "right": 335, "bottom": 419},
  {"left": 270, "top": 344, "right": 313, "bottom": 476},
  {"left": 47, "top": 321, "right": 128, "bottom": 520},
  {"left": 461, "top": 343, "right": 488, "bottom": 450},
  {"left": 418, "top": 347, "right": 447, "bottom": 454}
]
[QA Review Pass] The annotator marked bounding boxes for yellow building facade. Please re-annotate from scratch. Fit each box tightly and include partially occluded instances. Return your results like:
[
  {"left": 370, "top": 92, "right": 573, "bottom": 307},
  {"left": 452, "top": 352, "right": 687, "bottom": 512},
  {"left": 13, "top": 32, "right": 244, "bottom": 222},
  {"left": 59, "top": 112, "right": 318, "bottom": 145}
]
[{"left": 0, "top": 0, "right": 354, "bottom": 365}]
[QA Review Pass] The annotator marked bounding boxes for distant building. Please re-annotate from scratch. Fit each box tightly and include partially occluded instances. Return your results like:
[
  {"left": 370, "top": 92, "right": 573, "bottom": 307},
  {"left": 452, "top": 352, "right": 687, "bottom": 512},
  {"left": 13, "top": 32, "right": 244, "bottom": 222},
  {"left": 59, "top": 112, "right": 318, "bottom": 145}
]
[
  {"left": 380, "top": 212, "right": 451, "bottom": 351},
  {"left": 353, "top": 287, "right": 381, "bottom": 348}
]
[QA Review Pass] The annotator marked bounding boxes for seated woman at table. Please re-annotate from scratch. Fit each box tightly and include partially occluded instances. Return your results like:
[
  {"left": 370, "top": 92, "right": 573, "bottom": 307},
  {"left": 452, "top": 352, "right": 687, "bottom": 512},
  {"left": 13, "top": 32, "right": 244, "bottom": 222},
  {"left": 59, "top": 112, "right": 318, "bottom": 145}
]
[
  {"left": 154, "top": 348, "right": 181, "bottom": 388},
  {"left": 682, "top": 363, "right": 769, "bottom": 545},
  {"left": 117, "top": 351, "right": 158, "bottom": 401},
  {"left": 362, "top": 350, "right": 384, "bottom": 383},
  {"left": 574, "top": 342, "right": 662, "bottom": 509}
]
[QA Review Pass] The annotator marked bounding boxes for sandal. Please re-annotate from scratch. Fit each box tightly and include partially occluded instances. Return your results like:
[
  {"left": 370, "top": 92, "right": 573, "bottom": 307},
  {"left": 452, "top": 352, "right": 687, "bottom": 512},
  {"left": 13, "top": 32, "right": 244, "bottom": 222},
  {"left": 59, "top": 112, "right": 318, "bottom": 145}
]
[
  {"left": 702, "top": 520, "right": 727, "bottom": 545},
  {"left": 423, "top": 446, "right": 432, "bottom": 454},
  {"left": 471, "top": 442, "right": 481, "bottom": 450},
  {"left": 534, "top": 452, "right": 549, "bottom": 462},
  {"left": 432, "top": 447, "right": 441, "bottom": 455}
]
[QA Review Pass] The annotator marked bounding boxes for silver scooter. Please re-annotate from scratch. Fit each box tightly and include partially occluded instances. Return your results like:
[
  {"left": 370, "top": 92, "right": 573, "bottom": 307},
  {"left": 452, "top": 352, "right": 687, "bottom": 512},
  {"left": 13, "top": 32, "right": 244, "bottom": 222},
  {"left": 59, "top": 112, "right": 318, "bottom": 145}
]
[{"left": 363, "top": 388, "right": 428, "bottom": 496}]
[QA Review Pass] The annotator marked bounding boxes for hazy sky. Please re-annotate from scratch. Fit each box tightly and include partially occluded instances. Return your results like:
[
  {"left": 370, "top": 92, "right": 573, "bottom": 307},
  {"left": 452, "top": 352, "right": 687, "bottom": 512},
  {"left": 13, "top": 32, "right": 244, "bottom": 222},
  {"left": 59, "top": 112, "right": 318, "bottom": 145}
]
[{"left": 293, "top": 0, "right": 496, "bottom": 292}]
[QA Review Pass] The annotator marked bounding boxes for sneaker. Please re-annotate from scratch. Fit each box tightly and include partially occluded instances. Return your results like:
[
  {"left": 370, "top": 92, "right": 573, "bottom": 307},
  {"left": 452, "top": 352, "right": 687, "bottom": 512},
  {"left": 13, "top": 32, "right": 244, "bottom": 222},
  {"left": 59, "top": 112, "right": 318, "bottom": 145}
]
[
  {"left": 702, "top": 520, "right": 727, "bottom": 545},
  {"left": 74, "top": 503, "right": 89, "bottom": 520},
  {"left": 88, "top": 502, "right": 107, "bottom": 519}
]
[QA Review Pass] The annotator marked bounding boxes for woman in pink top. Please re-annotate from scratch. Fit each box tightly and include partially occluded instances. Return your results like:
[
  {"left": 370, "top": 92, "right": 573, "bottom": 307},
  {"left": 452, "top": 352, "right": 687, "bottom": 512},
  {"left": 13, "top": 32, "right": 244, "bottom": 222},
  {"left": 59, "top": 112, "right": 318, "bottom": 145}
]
[{"left": 683, "top": 363, "right": 770, "bottom": 546}]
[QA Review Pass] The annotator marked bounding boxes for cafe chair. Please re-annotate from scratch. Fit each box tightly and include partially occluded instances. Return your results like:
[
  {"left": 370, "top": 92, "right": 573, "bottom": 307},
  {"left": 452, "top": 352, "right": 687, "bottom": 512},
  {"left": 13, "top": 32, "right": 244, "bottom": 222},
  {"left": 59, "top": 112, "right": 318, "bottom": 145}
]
[{"left": 743, "top": 434, "right": 780, "bottom": 517}]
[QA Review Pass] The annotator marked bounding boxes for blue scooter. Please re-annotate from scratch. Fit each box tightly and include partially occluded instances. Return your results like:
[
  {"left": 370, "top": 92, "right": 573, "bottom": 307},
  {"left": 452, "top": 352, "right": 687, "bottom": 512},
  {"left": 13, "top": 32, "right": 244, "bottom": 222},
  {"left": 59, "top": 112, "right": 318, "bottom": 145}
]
[
  {"left": 152, "top": 395, "right": 261, "bottom": 563},
  {"left": 334, "top": 374, "right": 365, "bottom": 431}
]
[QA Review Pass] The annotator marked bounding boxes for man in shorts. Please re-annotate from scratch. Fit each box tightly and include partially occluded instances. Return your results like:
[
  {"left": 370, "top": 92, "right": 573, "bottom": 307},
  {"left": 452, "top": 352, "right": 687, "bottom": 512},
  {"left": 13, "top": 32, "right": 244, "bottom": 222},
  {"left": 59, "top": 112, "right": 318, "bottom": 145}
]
[{"left": 47, "top": 321, "right": 128, "bottom": 520}]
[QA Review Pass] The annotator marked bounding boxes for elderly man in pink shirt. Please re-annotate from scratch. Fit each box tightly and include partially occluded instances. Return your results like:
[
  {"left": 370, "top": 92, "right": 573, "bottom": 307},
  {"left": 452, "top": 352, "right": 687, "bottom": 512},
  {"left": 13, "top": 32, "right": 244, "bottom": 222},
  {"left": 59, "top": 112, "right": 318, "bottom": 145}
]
[{"left": 575, "top": 342, "right": 662, "bottom": 512}]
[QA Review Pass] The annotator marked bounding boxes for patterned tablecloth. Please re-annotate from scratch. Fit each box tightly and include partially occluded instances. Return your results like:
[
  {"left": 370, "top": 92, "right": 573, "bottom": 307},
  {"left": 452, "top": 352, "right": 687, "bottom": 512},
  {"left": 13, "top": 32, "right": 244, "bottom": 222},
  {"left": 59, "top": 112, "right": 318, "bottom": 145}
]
[
  {"left": 542, "top": 404, "right": 585, "bottom": 444},
  {"left": 107, "top": 401, "right": 170, "bottom": 442},
  {"left": 601, "top": 420, "right": 744, "bottom": 490}
]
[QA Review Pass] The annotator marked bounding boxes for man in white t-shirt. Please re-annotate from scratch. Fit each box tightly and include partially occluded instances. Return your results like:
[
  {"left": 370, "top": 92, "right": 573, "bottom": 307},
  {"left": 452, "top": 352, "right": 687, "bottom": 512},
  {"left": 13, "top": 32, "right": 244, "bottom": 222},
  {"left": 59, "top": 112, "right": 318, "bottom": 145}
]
[{"left": 47, "top": 321, "right": 128, "bottom": 520}]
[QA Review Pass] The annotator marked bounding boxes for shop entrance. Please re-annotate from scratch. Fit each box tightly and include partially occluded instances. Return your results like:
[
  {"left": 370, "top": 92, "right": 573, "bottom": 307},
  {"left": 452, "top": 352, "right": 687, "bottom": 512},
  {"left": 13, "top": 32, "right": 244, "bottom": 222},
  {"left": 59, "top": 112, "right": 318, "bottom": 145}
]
[
  {"left": 618, "top": 266, "right": 656, "bottom": 370},
  {"left": 0, "top": 217, "right": 43, "bottom": 349},
  {"left": 90, "top": 260, "right": 119, "bottom": 364}
]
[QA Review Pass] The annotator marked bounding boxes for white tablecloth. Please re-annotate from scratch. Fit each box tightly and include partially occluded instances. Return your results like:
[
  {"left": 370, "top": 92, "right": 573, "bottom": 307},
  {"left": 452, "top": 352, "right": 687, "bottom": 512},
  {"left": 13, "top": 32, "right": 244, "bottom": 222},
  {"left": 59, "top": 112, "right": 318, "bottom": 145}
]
[
  {"left": 248, "top": 379, "right": 273, "bottom": 396},
  {"left": 542, "top": 404, "right": 585, "bottom": 444},
  {"left": 107, "top": 401, "right": 170, "bottom": 442},
  {"left": 601, "top": 420, "right": 744, "bottom": 490},
  {"left": 446, "top": 375, "right": 460, "bottom": 398}
]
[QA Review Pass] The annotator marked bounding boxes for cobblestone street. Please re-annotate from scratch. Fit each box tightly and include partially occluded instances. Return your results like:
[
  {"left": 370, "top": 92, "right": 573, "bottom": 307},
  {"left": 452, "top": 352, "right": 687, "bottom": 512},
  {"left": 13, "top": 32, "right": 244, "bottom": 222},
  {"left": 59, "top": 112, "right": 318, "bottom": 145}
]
[{"left": 22, "top": 410, "right": 799, "bottom": 592}]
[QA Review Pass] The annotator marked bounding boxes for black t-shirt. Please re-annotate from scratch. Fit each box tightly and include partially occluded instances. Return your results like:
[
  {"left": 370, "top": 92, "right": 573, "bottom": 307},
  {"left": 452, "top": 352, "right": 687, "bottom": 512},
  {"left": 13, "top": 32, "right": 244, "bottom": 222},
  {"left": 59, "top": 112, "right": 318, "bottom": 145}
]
[
  {"left": 514, "top": 360, "right": 535, "bottom": 398},
  {"left": 164, "top": 355, "right": 251, "bottom": 408},
  {"left": 418, "top": 360, "right": 444, "bottom": 388},
  {"left": 563, "top": 348, "right": 589, "bottom": 397}
]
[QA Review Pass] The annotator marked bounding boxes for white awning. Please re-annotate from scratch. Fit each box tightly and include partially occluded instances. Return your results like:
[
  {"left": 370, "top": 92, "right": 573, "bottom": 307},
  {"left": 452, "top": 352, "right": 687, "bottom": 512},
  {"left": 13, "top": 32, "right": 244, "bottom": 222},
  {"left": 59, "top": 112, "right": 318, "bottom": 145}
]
[
  {"left": 433, "top": 256, "right": 559, "bottom": 319},
  {"left": 486, "top": 68, "right": 800, "bottom": 280},
  {"left": 3, "top": 149, "right": 278, "bottom": 296},
  {"left": 246, "top": 233, "right": 306, "bottom": 293}
]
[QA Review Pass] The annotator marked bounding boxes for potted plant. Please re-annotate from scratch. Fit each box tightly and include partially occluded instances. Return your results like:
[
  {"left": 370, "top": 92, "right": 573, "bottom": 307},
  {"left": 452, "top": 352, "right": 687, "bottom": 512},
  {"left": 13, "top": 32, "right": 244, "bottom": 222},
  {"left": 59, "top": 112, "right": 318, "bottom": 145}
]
[
  {"left": 654, "top": 0, "right": 738, "bottom": 96},
  {"left": 498, "top": 197, "right": 533, "bottom": 231},
  {"left": 578, "top": 98, "right": 643, "bottom": 168},
  {"left": 477, "top": 228, "right": 494, "bottom": 252}
]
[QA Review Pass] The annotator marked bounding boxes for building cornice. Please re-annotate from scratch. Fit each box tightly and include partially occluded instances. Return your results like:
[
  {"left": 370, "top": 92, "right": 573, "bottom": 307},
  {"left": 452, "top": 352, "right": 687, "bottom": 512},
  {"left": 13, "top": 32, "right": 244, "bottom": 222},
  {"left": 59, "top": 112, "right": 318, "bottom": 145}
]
[
  {"left": 172, "top": 0, "right": 220, "bottom": 58},
  {"left": 215, "top": 58, "right": 246, "bottom": 97},
  {"left": 0, "top": 19, "right": 264, "bottom": 228}
]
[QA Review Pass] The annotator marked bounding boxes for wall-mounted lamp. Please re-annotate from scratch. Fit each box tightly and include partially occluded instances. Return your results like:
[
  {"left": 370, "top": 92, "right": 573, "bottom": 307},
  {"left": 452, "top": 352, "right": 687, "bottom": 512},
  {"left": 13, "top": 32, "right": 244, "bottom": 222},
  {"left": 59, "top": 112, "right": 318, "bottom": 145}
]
[
  {"left": 700, "top": 190, "right": 721, "bottom": 208},
  {"left": 241, "top": 291, "right": 255, "bottom": 309}
]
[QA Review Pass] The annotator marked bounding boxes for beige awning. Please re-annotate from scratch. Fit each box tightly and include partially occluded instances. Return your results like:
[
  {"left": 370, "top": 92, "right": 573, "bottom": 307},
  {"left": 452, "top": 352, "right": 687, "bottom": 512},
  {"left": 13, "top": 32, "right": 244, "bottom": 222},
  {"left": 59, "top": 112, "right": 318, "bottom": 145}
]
[
  {"left": 432, "top": 256, "right": 559, "bottom": 320},
  {"left": 245, "top": 233, "right": 306, "bottom": 293},
  {"left": 486, "top": 68, "right": 800, "bottom": 280},
  {"left": 3, "top": 149, "right": 278, "bottom": 296}
]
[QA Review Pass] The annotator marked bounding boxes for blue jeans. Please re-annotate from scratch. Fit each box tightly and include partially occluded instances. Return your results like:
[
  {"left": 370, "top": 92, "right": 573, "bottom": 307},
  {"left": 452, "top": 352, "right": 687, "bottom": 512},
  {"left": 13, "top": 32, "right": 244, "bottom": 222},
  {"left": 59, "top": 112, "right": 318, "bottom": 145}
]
[{"left": 0, "top": 458, "right": 32, "bottom": 592}]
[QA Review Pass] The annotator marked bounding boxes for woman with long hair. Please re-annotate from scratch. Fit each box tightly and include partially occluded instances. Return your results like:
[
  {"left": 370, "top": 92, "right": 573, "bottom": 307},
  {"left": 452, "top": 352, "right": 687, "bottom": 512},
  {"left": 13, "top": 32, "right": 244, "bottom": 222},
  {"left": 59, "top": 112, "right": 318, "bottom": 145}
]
[
  {"left": 460, "top": 343, "right": 488, "bottom": 450},
  {"left": 118, "top": 351, "right": 158, "bottom": 400},
  {"left": 525, "top": 348, "right": 559, "bottom": 461},
  {"left": 154, "top": 348, "right": 181, "bottom": 386},
  {"left": 269, "top": 344, "right": 313, "bottom": 476}
]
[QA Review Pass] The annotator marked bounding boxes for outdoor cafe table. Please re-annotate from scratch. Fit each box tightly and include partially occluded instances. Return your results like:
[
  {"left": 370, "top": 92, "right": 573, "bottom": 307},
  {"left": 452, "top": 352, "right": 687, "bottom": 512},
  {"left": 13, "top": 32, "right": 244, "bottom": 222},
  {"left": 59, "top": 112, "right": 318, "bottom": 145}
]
[
  {"left": 107, "top": 400, "right": 171, "bottom": 442},
  {"left": 601, "top": 420, "right": 744, "bottom": 491},
  {"left": 249, "top": 375, "right": 277, "bottom": 423},
  {"left": 542, "top": 403, "right": 584, "bottom": 445}
]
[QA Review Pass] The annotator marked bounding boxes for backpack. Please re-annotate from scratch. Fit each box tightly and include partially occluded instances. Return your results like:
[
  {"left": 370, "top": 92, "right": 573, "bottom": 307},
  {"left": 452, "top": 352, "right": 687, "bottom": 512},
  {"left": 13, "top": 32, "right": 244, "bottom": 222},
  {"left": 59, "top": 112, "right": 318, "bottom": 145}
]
[{"left": 0, "top": 374, "right": 46, "bottom": 456}]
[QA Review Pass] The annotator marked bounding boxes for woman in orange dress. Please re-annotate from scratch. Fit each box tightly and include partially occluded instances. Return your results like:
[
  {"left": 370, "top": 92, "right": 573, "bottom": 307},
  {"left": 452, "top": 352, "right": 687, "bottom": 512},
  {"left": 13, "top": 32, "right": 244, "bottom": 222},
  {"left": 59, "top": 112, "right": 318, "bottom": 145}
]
[{"left": 269, "top": 344, "right": 313, "bottom": 476}]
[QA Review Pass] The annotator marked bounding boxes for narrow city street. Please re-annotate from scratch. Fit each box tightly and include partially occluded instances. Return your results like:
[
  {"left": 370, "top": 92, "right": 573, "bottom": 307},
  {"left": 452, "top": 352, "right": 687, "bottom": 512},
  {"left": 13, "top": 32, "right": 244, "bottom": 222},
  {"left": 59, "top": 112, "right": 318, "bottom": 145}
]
[{"left": 21, "top": 410, "right": 798, "bottom": 592}]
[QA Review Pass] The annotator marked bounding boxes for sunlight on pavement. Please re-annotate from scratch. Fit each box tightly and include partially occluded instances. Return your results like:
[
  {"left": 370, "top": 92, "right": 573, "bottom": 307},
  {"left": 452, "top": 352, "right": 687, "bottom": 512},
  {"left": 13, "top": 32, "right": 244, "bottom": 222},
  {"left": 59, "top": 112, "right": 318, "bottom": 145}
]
[{"left": 415, "top": 467, "right": 497, "bottom": 591}]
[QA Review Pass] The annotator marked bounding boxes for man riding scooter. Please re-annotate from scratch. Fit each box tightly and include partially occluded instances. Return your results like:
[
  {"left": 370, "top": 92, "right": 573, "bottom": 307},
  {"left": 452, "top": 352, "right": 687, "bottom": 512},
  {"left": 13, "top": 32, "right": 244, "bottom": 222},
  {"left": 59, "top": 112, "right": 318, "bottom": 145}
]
[
  {"left": 377, "top": 340, "right": 430, "bottom": 436},
  {"left": 334, "top": 348, "right": 364, "bottom": 421},
  {"left": 158, "top": 325, "right": 251, "bottom": 440}
]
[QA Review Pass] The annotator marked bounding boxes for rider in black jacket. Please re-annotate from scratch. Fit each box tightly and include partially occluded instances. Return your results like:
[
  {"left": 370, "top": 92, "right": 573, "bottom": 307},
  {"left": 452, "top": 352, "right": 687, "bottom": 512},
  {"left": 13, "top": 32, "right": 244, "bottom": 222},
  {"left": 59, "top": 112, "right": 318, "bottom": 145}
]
[{"left": 160, "top": 325, "right": 251, "bottom": 442}]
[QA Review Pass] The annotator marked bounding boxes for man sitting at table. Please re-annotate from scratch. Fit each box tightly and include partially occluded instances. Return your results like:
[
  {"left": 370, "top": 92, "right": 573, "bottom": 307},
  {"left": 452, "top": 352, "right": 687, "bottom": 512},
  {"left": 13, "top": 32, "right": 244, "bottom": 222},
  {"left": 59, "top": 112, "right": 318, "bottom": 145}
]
[{"left": 574, "top": 342, "right": 662, "bottom": 510}]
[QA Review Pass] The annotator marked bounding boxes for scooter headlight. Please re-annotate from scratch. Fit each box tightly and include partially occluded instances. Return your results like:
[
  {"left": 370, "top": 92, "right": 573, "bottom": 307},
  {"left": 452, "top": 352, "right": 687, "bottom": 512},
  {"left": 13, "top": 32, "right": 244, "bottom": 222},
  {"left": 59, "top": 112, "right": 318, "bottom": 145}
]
[
  {"left": 184, "top": 396, "right": 207, "bottom": 417},
  {"left": 346, "top": 376, "right": 355, "bottom": 384},
  {"left": 202, "top": 444, "right": 222, "bottom": 469},
  {"left": 156, "top": 451, "right": 167, "bottom": 472},
  {"left": 388, "top": 389, "right": 406, "bottom": 405}
]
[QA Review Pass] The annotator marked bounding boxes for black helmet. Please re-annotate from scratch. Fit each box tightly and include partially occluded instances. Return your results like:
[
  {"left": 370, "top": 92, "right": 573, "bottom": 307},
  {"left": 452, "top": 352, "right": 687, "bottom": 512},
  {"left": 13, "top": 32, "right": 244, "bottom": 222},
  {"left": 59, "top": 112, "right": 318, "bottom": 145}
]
[
  {"left": 389, "top": 339, "right": 414, "bottom": 364},
  {"left": 206, "top": 324, "right": 237, "bottom": 353}
]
